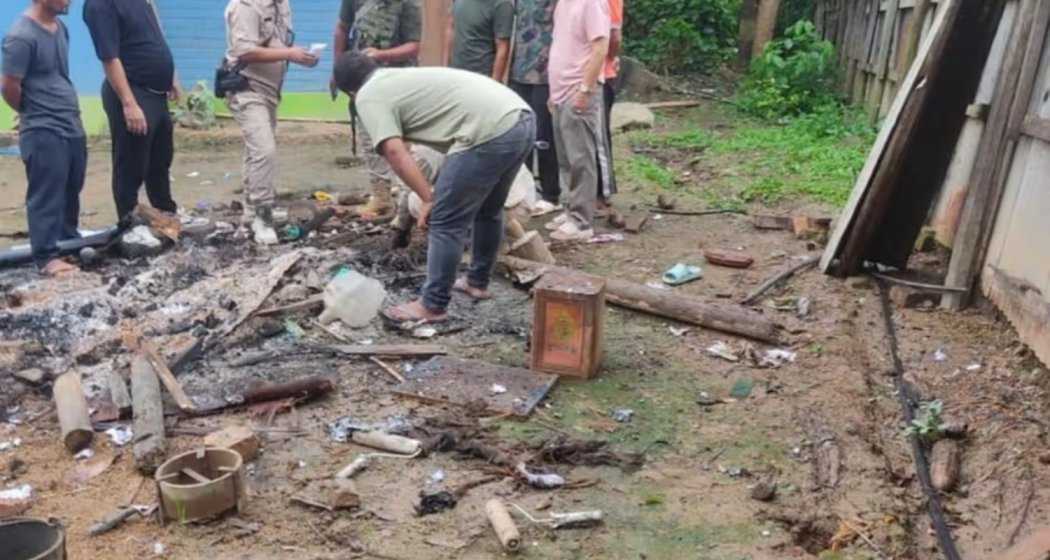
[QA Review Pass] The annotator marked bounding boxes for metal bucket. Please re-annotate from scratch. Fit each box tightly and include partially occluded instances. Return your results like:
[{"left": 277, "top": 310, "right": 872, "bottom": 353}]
[{"left": 0, "top": 518, "right": 66, "bottom": 560}]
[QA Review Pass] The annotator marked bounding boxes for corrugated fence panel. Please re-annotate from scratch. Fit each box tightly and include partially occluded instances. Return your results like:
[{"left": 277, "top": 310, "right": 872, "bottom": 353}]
[{"left": 158, "top": 0, "right": 339, "bottom": 93}]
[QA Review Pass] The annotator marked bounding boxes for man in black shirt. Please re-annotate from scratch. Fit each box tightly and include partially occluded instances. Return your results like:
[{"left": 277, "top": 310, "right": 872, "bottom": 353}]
[{"left": 84, "top": 0, "right": 180, "bottom": 222}]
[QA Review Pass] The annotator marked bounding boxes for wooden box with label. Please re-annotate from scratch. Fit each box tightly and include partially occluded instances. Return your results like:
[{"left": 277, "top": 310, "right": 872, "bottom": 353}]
[{"left": 531, "top": 272, "right": 606, "bottom": 379}]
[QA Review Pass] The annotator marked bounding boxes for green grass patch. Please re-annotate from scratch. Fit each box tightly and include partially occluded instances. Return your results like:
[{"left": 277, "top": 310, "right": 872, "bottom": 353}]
[
  {"left": 0, "top": 92, "right": 352, "bottom": 137},
  {"left": 622, "top": 155, "right": 677, "bottom": 191}
]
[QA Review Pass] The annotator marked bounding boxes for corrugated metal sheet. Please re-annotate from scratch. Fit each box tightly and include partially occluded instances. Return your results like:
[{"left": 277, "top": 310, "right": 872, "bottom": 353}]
[
  {"left": 159, "top": 0, "right": 338, "bottom": 93},
  {"left": 0, "top": 4, "right": 105, "bottom": 94}
]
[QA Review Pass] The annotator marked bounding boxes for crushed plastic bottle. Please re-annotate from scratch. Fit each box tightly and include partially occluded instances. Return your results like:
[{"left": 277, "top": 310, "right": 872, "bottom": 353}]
[{"left": 318, "top": 268, "right": 387, "bottom": 328}]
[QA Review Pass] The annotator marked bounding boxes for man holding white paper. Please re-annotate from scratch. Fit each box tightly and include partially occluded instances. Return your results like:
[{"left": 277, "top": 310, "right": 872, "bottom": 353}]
[{"left": 223, "top": 0, "right": 319, "bottom": 244}]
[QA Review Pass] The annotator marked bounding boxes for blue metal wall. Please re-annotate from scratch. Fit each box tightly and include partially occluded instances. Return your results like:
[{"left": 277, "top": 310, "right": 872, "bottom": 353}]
[
  {"left": 0, "top": 2, "right": 104, "bottom": 94},
  {"left": 159, "top": 0, "right": 339, "bottom": 93},
  {"left": 0, "top": 1, "right": 340, "bottom": 94}
]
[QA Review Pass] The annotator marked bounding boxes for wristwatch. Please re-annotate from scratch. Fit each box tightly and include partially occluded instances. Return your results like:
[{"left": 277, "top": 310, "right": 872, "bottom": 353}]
[{"left": 578, "top": 84, "right": 593, "bottom": 94}]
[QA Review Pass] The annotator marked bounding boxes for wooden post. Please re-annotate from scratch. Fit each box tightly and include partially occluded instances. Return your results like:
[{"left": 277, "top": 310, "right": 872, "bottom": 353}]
[
  {"left": 901, "top": 0, "right": 933, "bottom": 73},
  {"left": 108, "top": 370, "right": 132, "bottom": 416},
  {"left": 53, "top": 372, "right": 94, "bottom": 453},
  {"left": 131, "top": 355, "right": 167, "bottom": 474},
  {"left": 752, "top": 0, "right": 783, "bottom": 57},
  {"left": 738, "top": 0, "right": 760, "bottom": 67}
]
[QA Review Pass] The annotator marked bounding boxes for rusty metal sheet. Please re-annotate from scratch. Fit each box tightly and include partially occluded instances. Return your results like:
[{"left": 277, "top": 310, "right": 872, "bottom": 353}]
[{"left": 391, "top": 357, "right": 558, "bottom": 418}]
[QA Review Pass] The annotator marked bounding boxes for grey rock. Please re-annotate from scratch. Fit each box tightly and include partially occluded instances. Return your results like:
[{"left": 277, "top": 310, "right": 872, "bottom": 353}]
[
  {"left": 13, "top": 368, "right": 45, "bottom": 384},
  {"left": 610, "top": 102, "right": 655, "bottom": 132}
]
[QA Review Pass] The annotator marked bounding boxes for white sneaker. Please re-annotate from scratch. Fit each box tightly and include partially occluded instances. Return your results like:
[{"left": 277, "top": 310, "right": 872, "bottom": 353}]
[
  {"left": 531, "top": 199, "right": 561, "bottom": 217},
  {"left": 544, "top": 212, "right": 572, "bottom": 231},
  {"left": 251, "top": 216, "right": 278, "bottom": 245},
  {"left": 550, "top": 220, "right": 595, "bottom": 242}
]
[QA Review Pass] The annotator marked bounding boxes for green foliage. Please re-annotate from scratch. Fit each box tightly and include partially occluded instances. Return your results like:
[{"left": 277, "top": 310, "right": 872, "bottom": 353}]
[
  {"left": 738, "top": 20, "right": 840, "bottom": 119},
  {"left": 174, "top": 81, "right": 217, "bottom": 130},
  {"left": 706, "top": 104, "right": 874, "bottom": 206},
  {"left": 623, "top": 155, "right": 677, "bottom": 190},
  {"left": 905, "top": 400, "right": 946, "bottom": 442},
  {"left": 624, "top": 0, "right": 739, "bottom": 73}
]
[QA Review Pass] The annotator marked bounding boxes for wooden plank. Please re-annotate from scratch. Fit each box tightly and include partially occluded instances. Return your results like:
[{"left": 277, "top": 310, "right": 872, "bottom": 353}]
[
  {"left": 820, "top": 0, "right": 955, "bottom": 273},
  {"left": 942, "top": 0, "right": 1045, "bottom": 309},
  {"left": 902, "top": 0, "right": 934, "bottom": 67},
  {"left": 1021, "top": 115, "right": 1050, "bottom": 143},
  {"left": 323, "top": 344, "right": 449, "bottom": 357},
  {"left": 140, "top": 340, "right": 197, "bottom": 413},
  {"left": 835, "top": 0, "right": 1004, "bottom": 274},
  {"left": 981, "top": 266, "right": 1050, "bottom": 392}
]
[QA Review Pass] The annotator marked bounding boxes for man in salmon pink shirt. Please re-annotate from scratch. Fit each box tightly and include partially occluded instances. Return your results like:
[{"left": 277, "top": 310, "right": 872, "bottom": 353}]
[{"left": 546, "top": 0, "right": 610, "bottom": 242}]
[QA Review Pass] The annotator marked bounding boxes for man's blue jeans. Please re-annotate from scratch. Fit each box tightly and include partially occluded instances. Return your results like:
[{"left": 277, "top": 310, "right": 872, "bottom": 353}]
[
  {"left": 20, "top": 130, "right": 87, "bottom": 267},
  {"left": 422, "top": 111, "right": 536, "bottom": 312}
]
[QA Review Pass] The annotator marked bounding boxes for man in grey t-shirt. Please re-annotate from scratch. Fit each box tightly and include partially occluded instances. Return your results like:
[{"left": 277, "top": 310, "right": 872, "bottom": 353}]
[{"left": 1, "top": 0, "right": 86, "bottom": 275}]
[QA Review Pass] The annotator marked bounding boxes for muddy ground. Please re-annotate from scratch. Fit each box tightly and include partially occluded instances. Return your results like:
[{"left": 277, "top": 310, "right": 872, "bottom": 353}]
[{"left": 0, "top": 101, "right": 1048, "bottom": 560}]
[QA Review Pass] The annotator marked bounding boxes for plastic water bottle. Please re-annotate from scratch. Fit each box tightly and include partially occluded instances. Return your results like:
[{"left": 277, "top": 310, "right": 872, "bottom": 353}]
[{"left": 318, "top": 268, "right": 387, "bottom": 328}]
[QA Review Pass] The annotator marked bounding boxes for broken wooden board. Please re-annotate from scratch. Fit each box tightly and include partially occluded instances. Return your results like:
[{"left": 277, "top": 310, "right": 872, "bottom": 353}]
[
  {"left": 391, "top": 356, "right": 558, "bottom": 418},
  {"left": 220, "top": 250, "right": 303, "bottom": 338},
  {"left": 133, "top": 204, "right": 181, "bottom": 242},
  {"left": 322, "top": 344, "right": 448, "bottom": 357}
]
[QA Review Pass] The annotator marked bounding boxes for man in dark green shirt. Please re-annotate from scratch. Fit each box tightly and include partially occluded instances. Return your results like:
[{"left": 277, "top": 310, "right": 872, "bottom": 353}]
[
  {"left": 444, "top": 0, "right": 514, "bottom": 81},
  {"left": 332, "top": 0, "right": 422, "bottom": 217}
]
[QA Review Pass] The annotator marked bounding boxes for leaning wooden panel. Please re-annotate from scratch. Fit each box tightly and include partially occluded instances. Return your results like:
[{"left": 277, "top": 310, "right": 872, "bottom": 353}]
[{"left": 982, "top": 266, "right": 1050, "bottom": 369}]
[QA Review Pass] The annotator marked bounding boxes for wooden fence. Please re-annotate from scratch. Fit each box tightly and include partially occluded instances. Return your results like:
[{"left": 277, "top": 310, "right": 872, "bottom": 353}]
[{"left": 814, "top": 0, "right": 944, "bottom": 120}]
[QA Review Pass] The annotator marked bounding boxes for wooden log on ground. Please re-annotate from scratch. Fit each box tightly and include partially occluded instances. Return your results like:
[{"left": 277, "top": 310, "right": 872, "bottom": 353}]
[
  {"left": 243, "top": 376, "right": 335, "bottom": 405},
  {"left": 931, "top": 439, "right": 962, "bottom": 492},
  {"left": 508, "top": 231, "right": 555, "bottom": 264},
  {"left": 486, "top": 499, "right": 522, "bottom": 552},
  {"left": 53, "top": 372, "right": 94, "bottom": 453},
  {"left": 501, "top": 255, "right": 779, "bottom": 343},
  {"left": 139, "top": 340, "right": 196, "bottom": 413},
  {"left": 131, "top": 356, "right": 167, "bottom": 474},
  {"left": 108, "top": 370, "right": 132, "bottom": 416}
]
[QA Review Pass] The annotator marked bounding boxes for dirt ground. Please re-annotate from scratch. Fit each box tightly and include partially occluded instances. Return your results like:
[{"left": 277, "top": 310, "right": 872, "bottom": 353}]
[{"left": 1, "top": 101, "right": 1048, "bottom": 560}]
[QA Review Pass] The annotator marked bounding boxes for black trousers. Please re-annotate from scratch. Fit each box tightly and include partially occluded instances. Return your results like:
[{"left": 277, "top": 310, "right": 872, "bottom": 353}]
[
  {"left": 510, "top": 81, "right": 561, "bottom": 203},
  {"left": 20, "top": 130, "right": 86, "bottom": 267},
  {"left": 102, "top": 81, "right": 176, "bottom": 221},
  {"left": 599, "top": 79, "right": 618, "bottom": 201}
]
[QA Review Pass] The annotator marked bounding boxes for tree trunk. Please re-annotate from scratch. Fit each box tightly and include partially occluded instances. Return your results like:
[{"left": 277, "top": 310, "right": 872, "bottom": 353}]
[
  {"left": 738, "top": 0, "right": 760, "bottom": 67},
  {"left": 753, "top": 0, "right": 784, "bottom": 57}
]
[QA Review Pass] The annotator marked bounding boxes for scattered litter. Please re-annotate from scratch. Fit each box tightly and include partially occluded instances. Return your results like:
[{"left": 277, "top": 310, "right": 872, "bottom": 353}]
[
  {"left": 428, "top": 469, "right": 446, "bottom": 484},
  {"left": 318, "top": 268, "right": 387, "bottom": 328},
  {"left": 722, "top": 466, "right": 752, "bottom": 478},
  {"left": 759, "top": 349, "right": 797, "bottom": 368},
  {"left": 663, "top": 263, "right": 703, "bottom": 286},
  {"left": 292, "top": 479, "right": 360, "bottom": 511},
  {"left": 0, "top": 438, "right": 22, "bottom": 452},
  {"left": 511, "top": 504, "right": 604, "bottom": 529},
  {"left": 490, "top": 384, "right": 508, "bottom": 395},
  {"left": 645, "top": 281, "right": 671, "bottom": 291},
  {"left": 416, "top": 491, "right": 458, "bottom": 516},
  {"left": 797, "top": 297, "right": 812, "bottom": 317},
  {"left": 516, "top": 463, "right": 566, "bottom": 489},
  {"left": 933, "top": 349, "right": 948, "bottom": 362},
  {"left": 965, "top": 363, "right": 982, "bottom": 371},
  {"left": 186, "top": 171, "right": 200, "bottom": 178},
  {"left": 328, "top": 415, "right": 414, "bottom": 442},
  {"left": 729, "top": 378, "right": 754, "bottom": 399},
  {"left": 669, "top": 326, "right": 690, "bottom": 337},
  {"left": 153, "top": 542, "right": 166, "bottom": 556},
  {"left": 611, "top": 408, "right": 634, "bottom": 423},
  {"left": 587, "top": 233, "right": 625, "bottom": 244},
  {"left": 412, "top": 326, "right": 438, "bottom": 339},
  {"left": 74, "top": 448, "right": 95, "bottom": 461},
  {"left": 284, "top": 319, "right": 306, "bottom": 339},
  {"left": 696, "top": 392, "right": 721, "bottom": 407},
  {"left": 199, "top": 180, "right": 214, "bottom": 186},
  {"left": 706, "top": 341, "right": 740, "bottom": 362},
  {"left": 335, "top": 456, "right": 372, "bottom": 479},
  {"left": 69, "top": 452, "right": 118, "bottom": 485}
]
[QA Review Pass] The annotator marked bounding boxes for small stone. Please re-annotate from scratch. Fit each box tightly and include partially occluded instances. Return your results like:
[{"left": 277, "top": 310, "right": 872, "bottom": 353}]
[
  {"left": 845, "top": 276, "right": 873, "bottom": 290},
  {"left": 696, "top": 392, "right": 721, "bottom": 407},
  {"left": 204, "top": 425, "right": 261, "bottom": 462},
  {"left": 750, "top": 482, "right": 776, "bottom": 502},
  {"left": 13, "top": 368, "right": 45, "bottom": 385},
  {"left": 889, "top": 285, "right": 941, "bottom": 308},
  {"left": 1039, "top": 453, "right": 1050, "bottom": 466}
]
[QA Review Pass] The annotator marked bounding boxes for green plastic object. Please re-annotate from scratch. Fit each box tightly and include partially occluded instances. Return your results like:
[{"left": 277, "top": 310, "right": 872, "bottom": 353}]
[{"left": 729, "top": 378, "right": 754, "bottom": 399}]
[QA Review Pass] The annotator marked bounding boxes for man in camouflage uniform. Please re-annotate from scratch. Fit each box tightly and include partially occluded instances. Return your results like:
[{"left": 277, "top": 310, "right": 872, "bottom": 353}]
[{"left": 332, "top": 0, "right": 422, "bottom": 218}]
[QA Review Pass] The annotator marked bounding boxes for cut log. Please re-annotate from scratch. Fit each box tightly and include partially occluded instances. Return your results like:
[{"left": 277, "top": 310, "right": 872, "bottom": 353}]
[
  {"left": 139, "top": 340, "right": 196, "bottom": 413},
  {"left": 53, "top": 372, "right": 94, "bottom": 453},
  {"left": 508, "top": 231, "right": 555, "bottom": 264},
  {"left": 931, "top": 440, "right": 962, "bottom": 492},
  {"left": 501, "top": 256, "right": 779, "bottom": 343},
  {"left": 132, "top": 204, "right": 180, "bottom": 242},
  {"left": 321, "top": 344, "right": 448, "bottom": 358},
  {"left": 131, "top": 356, "right": 167, "bottom": 474},
  {"left": 108, "top": 370, "right": 132, "bottom": 416},
  {"left": 486, "top": 499, "right": 522, "bottom": 552},
  {"left": 243, "top": 376, "right": 335, "bottom": 405}
]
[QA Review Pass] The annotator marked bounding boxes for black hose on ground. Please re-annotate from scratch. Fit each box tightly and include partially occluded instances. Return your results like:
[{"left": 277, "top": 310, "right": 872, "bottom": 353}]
[{"left": 876, "top": 278, "right": 961, "bottom": 560}]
